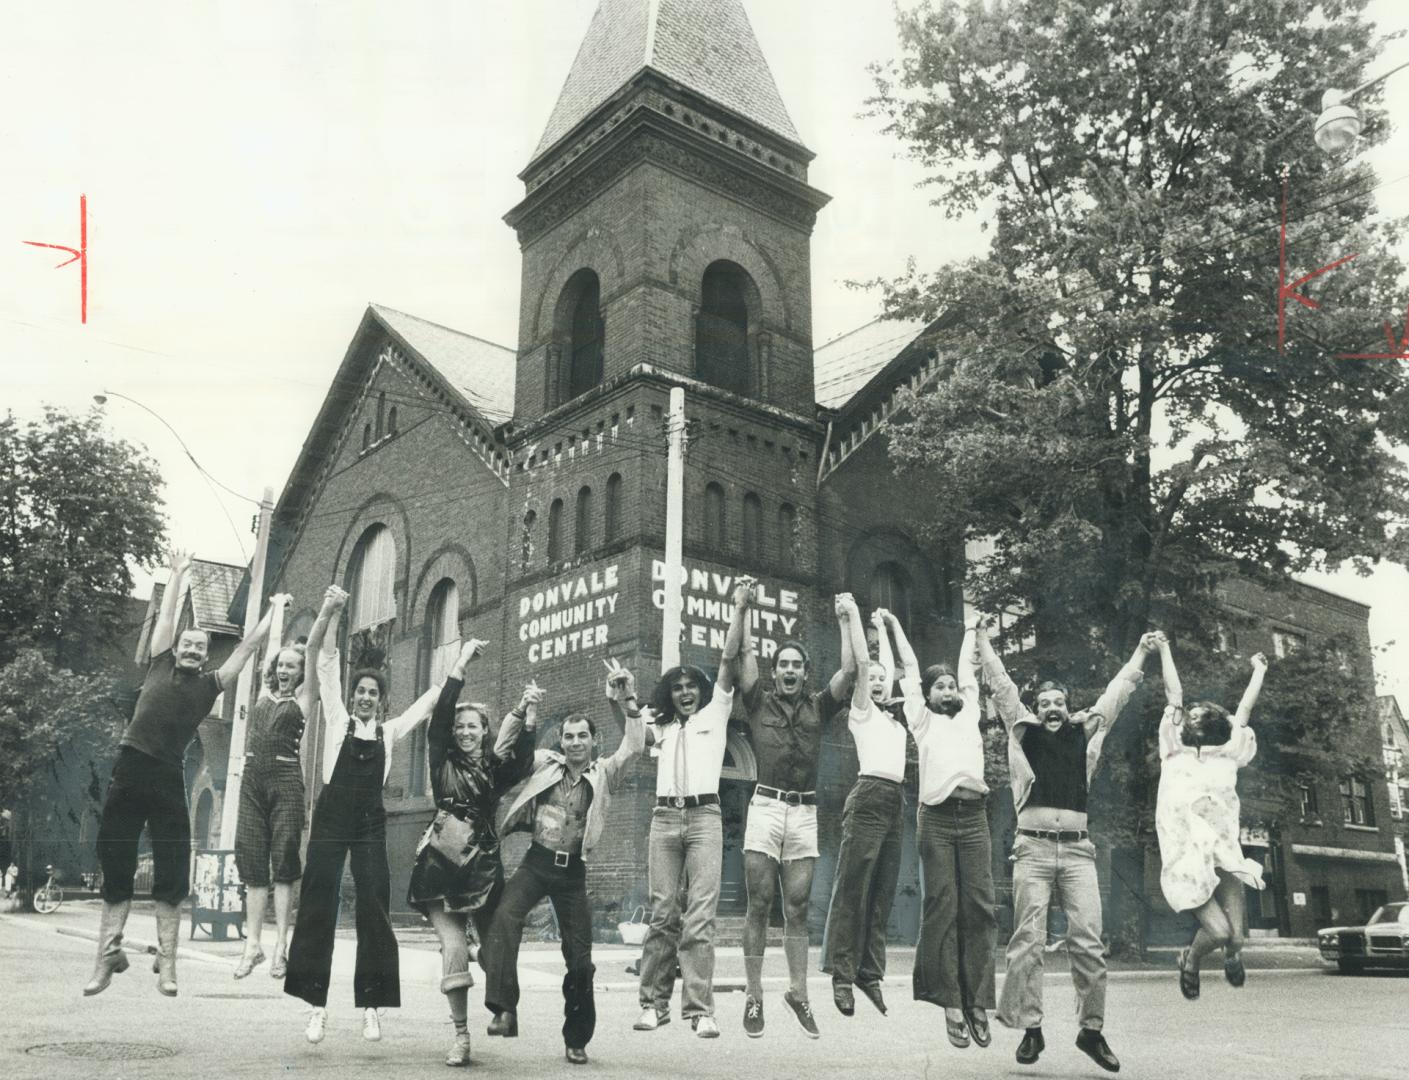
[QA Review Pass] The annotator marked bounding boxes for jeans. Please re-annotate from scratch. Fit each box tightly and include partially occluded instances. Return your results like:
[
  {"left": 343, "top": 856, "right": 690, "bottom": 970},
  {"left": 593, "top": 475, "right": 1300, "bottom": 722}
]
[
  {"left": 997, "top": 834, "right": 1105, "bottom": 1031},
  {"left": 484, "top": 845, "right": 597, "bottom": 1049},
  {"left": 639, "top": 804, "right": 722, "bottom": 1019},
  {"left": 97, "top": 747, "right": 190, "bottom": 905},
  {"left": 913, "top": 798, "right": 996, "bottom": 1010},
  {"left": 820, "top": 777, "right": 903, "bottom": 987}
]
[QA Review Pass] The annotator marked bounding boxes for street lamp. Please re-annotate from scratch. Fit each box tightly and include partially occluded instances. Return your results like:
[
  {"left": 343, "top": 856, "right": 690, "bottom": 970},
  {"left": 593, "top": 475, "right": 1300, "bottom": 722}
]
[{"left": 1313, "top": 60, "right": 1409, "bottom": 154}]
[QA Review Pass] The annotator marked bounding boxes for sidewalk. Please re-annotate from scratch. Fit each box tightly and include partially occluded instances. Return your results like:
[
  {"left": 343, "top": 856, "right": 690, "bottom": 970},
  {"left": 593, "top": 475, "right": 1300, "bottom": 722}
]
[{"left": 6, "top": 899, "right": 1328, "bottom": 994}]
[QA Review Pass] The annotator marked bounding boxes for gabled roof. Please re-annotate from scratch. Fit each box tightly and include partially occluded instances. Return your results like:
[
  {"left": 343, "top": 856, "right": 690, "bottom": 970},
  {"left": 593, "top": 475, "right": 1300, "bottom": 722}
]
[
  {"left": 813, "top": 317, "right": 929, "bottom": 411},
  {"left": 134, "top": 561, "right": 244, "bottom": 663},
  {"left": 371, "top": 305, "right": 515, "bottom": 424},
  {"left": 533, "top": 0, "right": 801, "bottom": 162}
]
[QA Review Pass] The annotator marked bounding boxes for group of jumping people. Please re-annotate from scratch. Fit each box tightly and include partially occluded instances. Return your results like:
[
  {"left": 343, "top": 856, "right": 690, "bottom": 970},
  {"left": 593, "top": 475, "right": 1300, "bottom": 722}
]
[{"left": 84, "top": 557, "right": 1269, "bottom": 1072}]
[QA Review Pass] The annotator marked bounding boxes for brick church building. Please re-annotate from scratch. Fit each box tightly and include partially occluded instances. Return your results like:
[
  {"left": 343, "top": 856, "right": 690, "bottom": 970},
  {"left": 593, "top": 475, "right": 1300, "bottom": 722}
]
[
  {"left": 248, "top": 0, "right": 1403, "bottom": 942},
  {"left": 264, "top": 0, "right": 959, "bottom": 937}
]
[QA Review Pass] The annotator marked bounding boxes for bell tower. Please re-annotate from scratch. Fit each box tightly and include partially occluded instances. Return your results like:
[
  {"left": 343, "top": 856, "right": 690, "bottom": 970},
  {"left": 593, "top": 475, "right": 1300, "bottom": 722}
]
[{"left": 505, "top": 0, "right": 830, "bottom": 422}]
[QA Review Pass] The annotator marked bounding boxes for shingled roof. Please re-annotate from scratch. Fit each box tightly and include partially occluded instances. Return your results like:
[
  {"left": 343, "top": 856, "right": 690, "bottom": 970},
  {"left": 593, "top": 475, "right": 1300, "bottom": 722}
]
[
  {"left": 533, "top": 0, "right": 802, "bottom": 162},
  {"left": 371, "top": 304, "right": 515, "bottom": 423}
]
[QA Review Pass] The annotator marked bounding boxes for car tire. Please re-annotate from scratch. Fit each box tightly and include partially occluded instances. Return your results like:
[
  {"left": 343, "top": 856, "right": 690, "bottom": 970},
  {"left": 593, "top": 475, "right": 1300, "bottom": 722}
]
[{"left": 1336, "top": 959, "right": 1363, "bottom": 975}]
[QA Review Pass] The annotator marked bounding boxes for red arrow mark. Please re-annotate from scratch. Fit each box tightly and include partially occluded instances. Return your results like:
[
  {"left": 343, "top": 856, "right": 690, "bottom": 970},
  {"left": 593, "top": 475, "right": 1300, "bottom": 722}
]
[{"left": 22, "top": 194, "right": 87, "bottom": 324}]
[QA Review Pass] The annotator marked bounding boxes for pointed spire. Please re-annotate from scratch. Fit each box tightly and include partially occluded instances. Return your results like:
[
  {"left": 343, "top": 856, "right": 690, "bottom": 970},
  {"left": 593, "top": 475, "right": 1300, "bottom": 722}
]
[{"left": 532, "top": 0, "right": 802, "bottom": 162}]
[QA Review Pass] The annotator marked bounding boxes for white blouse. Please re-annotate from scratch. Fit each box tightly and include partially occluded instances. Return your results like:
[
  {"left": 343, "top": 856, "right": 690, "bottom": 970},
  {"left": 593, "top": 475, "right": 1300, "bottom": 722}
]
[{"left": 316, "top": 647, "right": 439, "bottom": 785}]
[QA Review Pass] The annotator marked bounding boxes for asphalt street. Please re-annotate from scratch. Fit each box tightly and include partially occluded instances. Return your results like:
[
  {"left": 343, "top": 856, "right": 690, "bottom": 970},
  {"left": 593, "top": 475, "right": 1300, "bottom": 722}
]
[{"left": 2, "top": 903, "right": 1405, "bottom": 1080}]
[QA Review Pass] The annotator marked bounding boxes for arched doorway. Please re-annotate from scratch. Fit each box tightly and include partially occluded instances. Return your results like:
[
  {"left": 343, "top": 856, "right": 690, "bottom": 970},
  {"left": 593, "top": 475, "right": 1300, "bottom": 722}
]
[{"left": 718, "top": 731, "right": 757, "bottom": 915}]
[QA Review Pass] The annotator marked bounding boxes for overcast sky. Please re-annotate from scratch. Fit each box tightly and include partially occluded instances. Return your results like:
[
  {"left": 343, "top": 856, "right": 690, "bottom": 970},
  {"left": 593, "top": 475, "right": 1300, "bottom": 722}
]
[{"left": 3, "top": 0, "right": 1407, "bottom": 706}]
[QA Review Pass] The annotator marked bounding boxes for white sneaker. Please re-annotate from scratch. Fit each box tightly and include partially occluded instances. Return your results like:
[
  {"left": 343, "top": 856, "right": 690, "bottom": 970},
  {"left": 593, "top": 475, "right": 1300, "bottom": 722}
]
[
  {"left": 445, "top": 1032, "right": 473, "bottom": 1066},
  {"left": 692, "top": 1015, "right": 720, "bottom": 1039},
  {"left": 363, "top": 1008, "right": 382, "bottom": 1042},
  {"left": 305, "top": 1007, "right": 327, "bottom": 1044},
  {"left": 633, "top": 1007, "right": 661, "bottom": 1031}
]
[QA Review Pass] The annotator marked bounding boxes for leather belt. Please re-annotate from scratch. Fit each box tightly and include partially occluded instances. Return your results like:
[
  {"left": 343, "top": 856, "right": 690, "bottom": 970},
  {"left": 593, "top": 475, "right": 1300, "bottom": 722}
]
[
  {"left": 656, "top": 794, "right": 720, "bottom": 809},
  {"left": 531, "top": 842, "right": 582, "bottom": 869},
  {"left": 755, "top": 784, "right": 817, "bottom": 806},
  {"left": 1018, "top": 827, "right": 1089, "bottom": 842}
]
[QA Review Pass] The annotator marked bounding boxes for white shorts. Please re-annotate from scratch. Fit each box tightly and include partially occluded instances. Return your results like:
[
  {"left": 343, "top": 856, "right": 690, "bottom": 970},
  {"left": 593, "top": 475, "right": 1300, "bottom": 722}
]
[{"left": 743, "top": 793, "right": 819, "bottom": 862}]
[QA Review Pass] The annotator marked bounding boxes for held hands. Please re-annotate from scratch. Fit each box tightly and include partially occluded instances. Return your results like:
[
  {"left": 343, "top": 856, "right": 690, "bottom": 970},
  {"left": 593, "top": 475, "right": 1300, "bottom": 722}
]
[
  {"left": 603, "top": 657, "right": 637, "bottom": 703},
  {"left": 731, "top": 575, "right": 758, "bottom": 610},
  {"left": 834, "top": 592, "right": 859, "bottom": 620},
  {"left": 518, "top": 679, "right": 545, "bottom": 718},
  {"left": 457, "top": 638, "right": 489, "bottom": 667},
  {"left": 271, "top": 592, "right": 294, "bottom": 610},
  {"left": 323, "top": 584, "right": 349, "bottom": 612},
  {"left": 1250, "top": 652, "right": 1268, "bottom": 673}
]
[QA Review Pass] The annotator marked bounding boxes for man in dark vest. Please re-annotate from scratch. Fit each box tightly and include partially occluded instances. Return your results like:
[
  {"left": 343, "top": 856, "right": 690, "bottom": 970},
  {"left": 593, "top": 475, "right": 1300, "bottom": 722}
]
[{"left": 976, "top": 619, "right": 1155, "bottom": 1073}]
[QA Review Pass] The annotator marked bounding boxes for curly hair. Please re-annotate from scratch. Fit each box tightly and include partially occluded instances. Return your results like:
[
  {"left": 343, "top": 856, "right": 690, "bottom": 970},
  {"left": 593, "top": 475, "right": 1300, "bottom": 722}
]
[
  {"left": 348, "top": 668, "right": 389, "bottom": 706},
  {"left": 263, "top": 644, "right": 306, "bottom": 694},
  {"left": 1181, "top": 701, "right": 1233, "bottom": 749},
  {"left": 650, "top": 665, "right": 715, "bottom": 723}
]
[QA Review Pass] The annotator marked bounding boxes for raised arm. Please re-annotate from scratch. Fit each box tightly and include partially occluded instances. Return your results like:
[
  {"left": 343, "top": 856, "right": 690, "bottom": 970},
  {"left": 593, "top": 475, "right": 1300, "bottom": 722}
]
[
  {"left": 1234, "top": 652, "right": 1268, "bottom": 728},
  {"left": 149, "top": 550, "right": 190, "bottom": 658},
  {"left": 216, "top": 601, "right": 276, "bottom": 691},
  {"left": 493, "top": 681, "right": 542, "bottom": 761},
  {"left": 975, "top": 616, "right": 1032, "bottom": 731},
  {"left": 1153, "top": 631, "right": 1180, "bottom": 706},
  {"left": 735, "top": 577, "right": 760, "bottom": 697},
  {"left": 884, "top": 609, "right": 918, "bottom": 682},
  {"left": 958, "top": 621, "right": 979, "bottom": 701},
  {"left": 1084, "top": 634, "right": 1155, "bottom": 738},
  {"left": 298, "top": 588, "right": 339, "bottom": 718},
  {"left": 829, "top": 593, "right": 859, "bottom": 701},
  {"left": 872, "top": 609, "right": 896, "bottom": 688},
  {"left": 603, "top": 660, "right": 648, "bottom": 784},
  {"left": 715, "top": 578, "right": 751, "bottom": 694},
  {"left": 839, "top": 594, "right": 871, "bottom": 714}
]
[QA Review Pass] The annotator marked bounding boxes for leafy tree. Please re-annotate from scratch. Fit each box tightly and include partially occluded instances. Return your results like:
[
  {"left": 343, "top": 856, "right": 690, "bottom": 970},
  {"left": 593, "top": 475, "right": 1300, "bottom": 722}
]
[
  {"left": 866, "top": 0, "right": 1407, "bottom": 943},
  {"left": 0, "top": 649, "right": 128, "bottom": 898},
  {"left": 0, "top": 407, "right": 166, "bottom": 670}
]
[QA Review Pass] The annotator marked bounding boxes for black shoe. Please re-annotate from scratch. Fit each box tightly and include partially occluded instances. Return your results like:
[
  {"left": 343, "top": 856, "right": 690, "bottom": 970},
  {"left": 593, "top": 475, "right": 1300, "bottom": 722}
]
[
  {"left": 487, "top": 1011, "right": 518, "bottom": 1038},
  {"left": 743, "top": 995, "right": 764, "bottom": 1038},
  {"left": 856, "top": 981, "right": 887, "bottom": 1016},
  {"left": 783, "top": 991, "right": 820, "bottom": 1039},
  {"left": 1076, "top": 1028, "right": 1120, "bottom": 1073},
  {"left": 832, "top": 983, "right": 855, "bottom": 1016},
  {"left": 1016, "top": 1027, "right": 1045, "bottom": 1065},
  {"left": 565, "top": 1047, "right": 588, "bottom": 1065},
  {"left": 1224, "top": 951, "right": 1246, "bottom": 988},
  {"left": 1178, "top": 947, "right": 1200, "bottom": 1001}
]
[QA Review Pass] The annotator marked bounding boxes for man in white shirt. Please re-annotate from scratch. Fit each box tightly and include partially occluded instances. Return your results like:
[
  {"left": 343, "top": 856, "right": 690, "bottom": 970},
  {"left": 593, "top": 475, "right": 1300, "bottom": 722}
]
[
  {"left": 633, "top": 580, "right": 748, "bottom": 1039},
  {"left": 820, "top": 594, "right": 909, "bottom": 1017}
]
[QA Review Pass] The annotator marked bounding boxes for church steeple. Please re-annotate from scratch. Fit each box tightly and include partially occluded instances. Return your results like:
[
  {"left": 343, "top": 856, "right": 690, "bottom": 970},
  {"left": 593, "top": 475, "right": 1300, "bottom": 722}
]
[
  {"left": 506, "top": 0, "right": 829, "bottom": 424},
  {"left": 532, "top": 0, "right": 803, "bottom": 164}
]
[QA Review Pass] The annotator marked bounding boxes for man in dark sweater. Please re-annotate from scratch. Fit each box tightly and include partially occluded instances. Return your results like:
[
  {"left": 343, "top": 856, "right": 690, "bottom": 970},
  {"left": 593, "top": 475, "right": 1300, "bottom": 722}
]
[
  {"left": 85, "top": 551, "right": 275, "bottom": 998},
  {"left": 977, "top": 620, "right": 1155, "bottom": 1074}
]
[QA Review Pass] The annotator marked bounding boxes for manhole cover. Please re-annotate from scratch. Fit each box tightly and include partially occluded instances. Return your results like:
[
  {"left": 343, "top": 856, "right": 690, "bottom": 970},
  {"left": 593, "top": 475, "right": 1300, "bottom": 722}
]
[{"left": 26, "top": 1042, "right": 176, "bottom": 1061}]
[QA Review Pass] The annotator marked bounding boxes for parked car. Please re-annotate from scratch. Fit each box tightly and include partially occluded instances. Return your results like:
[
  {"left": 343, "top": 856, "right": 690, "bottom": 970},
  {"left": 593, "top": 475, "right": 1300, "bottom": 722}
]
[{"left": 1317, "top": 902, "right": 1409, "bottom": 973}]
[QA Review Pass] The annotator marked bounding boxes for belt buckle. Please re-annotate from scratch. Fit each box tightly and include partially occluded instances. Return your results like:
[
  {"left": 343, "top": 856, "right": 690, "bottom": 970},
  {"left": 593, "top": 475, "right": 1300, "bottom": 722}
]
[
  {"left": 554, "top": 850, "right": 569, "bottom": 868},
  {"left": 785, "top": 791, "right": 802, "bottom": 807},
  {"left": 673, "top": 796, "right": 686, "bottom": 809}
]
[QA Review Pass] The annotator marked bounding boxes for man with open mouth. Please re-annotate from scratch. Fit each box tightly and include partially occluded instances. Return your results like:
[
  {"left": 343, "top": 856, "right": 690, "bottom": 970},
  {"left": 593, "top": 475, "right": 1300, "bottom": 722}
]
[
  {"left": 976, "top": 619, "right": 1155, "bottom": 1074},
  {"left": 735, "top": 578, "right": 857, "bottom": 1040}
]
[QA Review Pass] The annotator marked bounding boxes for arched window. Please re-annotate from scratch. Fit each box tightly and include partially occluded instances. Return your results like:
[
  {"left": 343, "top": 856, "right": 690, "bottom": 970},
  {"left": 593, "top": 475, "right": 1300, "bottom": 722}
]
[
  {"left": 565, "top": 270, "right": 604, "bottom": 400},
  {"left": 604, "top": 473, "right": 623, "bottom": 543},
  {"left": 869, "top": 560, "right": 912, "bottom": 636},
  {"left": 521, "top": 510, "right": 536, "bottom": 572},
  {"left": 376, "top": 391, "right": 386, "bottom": 439},
  {"left": 415, "top": 578, "right": 460, "bottom": 797},
  {"left": 575, "top": 486, "right": 594, "bottom": 555},
  {"left": 362, "top": 422, "right": 372, "bottom": 450},
  {"left": 696, "top": 261, "right": 751, "bottom": 396},
  {"left": 347, "top": 524, "right": 397, "bottom": 631},
  {"left": 547, "top": 499, "right": 564, "bottom": 564},
  {"left": 778, "top": 502, "right": 797, "bottom": 568},
  {"left": 704, "top": 482, "right": 727, "bottom": 549},
  {"left": 387, "top": 405, "right": 398, "bottom": 434},
  {"left": 742, "top": 492, "right": 762, "bottom": 553}
]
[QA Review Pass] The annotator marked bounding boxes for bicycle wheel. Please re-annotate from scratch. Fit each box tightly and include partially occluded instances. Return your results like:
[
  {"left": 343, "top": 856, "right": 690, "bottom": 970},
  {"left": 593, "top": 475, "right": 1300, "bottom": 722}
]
[{"left": 34, "top": 885, "right": 62, "bottom": 914}]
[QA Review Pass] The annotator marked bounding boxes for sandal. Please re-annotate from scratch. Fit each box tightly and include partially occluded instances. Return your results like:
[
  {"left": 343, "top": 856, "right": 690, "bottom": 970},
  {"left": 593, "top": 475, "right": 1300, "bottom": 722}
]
[
  {"left": 270, "top": 950, "right": 287, "bottom": 979},
  {"left": 1224, "top": 951, "right": 1246, "bottom": 988},
  {"left": 967, "top": 1008, "right": 991, "bottom": 1048},
  {"left": 1178, "top": 947, "right": 1200, "bottom": 1000},
  {"left": 945, "top": 1013, "right": 971, "bottom": 1049},
  {"left": 233, "top": 948, "right": 266, "bottom": 979}
]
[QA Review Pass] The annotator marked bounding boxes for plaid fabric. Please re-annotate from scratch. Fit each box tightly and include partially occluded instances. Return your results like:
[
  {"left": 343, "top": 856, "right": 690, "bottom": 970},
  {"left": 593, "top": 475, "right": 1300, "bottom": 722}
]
[{"left": 234, "top": 762, "right": 306, "bottom": 885}]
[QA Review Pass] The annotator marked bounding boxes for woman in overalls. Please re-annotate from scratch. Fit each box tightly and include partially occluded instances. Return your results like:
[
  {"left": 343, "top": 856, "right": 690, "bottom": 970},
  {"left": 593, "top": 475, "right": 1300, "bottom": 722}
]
[
  {"left": 283, "top": 585, "right": 441, "bottom": 1045},
  {"left": 406, "top": 638, "right": 539, "bottom": 1066},
  {"left": 233, "top": 589, "right": 337, "bottom": 980}
]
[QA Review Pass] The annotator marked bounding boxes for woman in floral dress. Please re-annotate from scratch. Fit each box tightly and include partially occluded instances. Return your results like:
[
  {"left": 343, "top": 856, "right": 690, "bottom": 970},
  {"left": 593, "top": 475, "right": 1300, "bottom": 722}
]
[{"left": 1153, "top": 632, "right": 1267, "bottom": 999}]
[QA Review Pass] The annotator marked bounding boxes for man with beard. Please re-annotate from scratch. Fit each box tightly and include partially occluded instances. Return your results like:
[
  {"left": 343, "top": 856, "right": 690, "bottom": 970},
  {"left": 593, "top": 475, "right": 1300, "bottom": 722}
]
[
  {"left": 885, "top": 610, "right": 996, "bottom": 1051},
  {"left": 735, "top": 580, "right": 857, "bottom": 1039},
  {"left": 86, "top": 550, "right": 278, "bottom": 998},
  {"left": 976, "top": 619, "right": 1156, "bottom": 1074},
  {"left": 483, "top": 660, "right": 647, "bottom": 1065}
]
